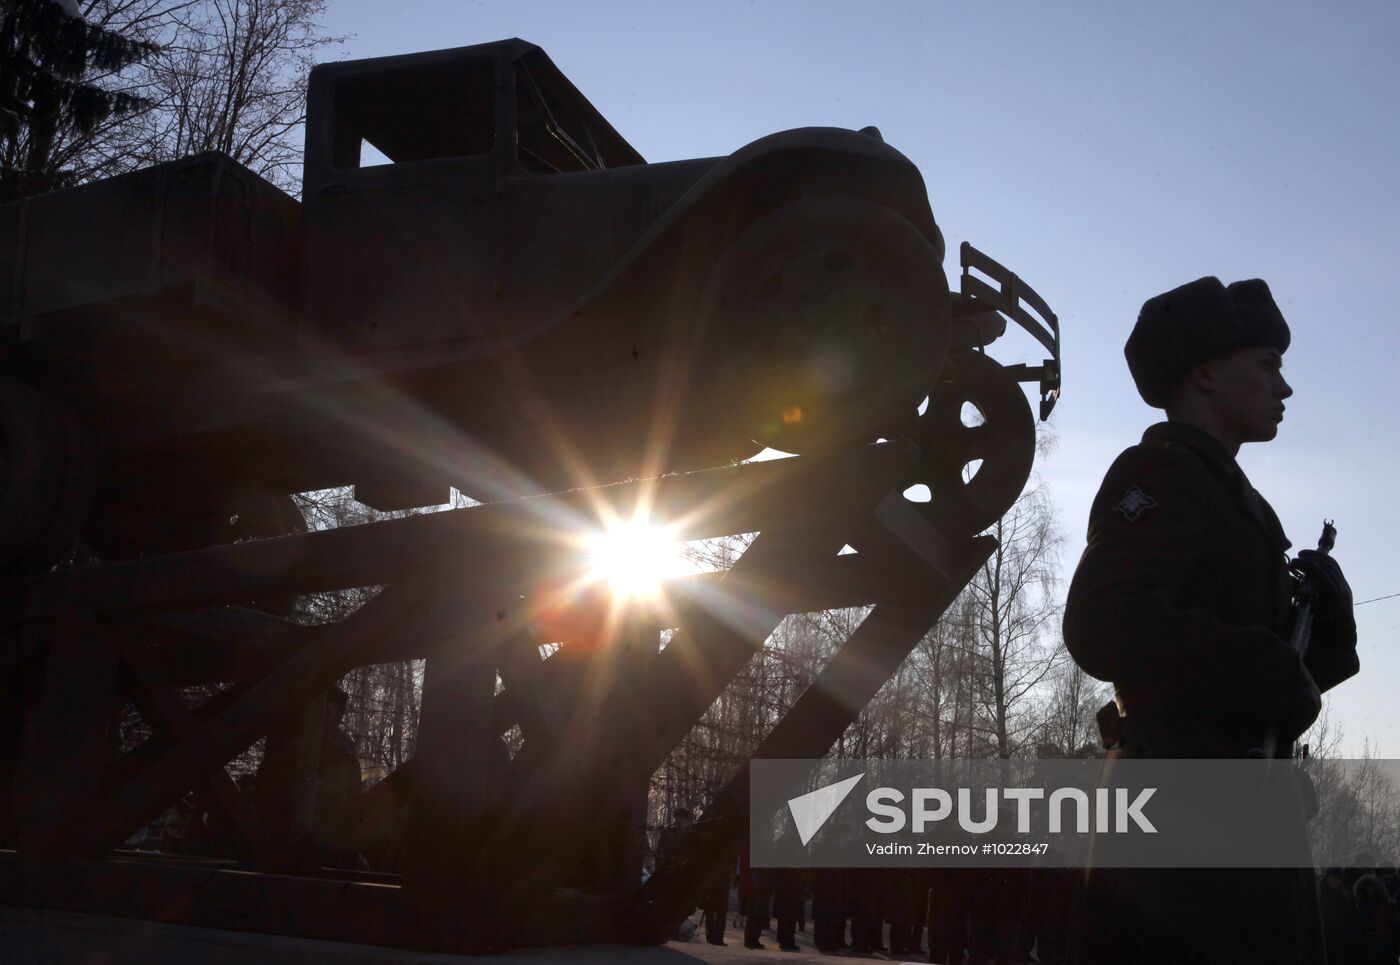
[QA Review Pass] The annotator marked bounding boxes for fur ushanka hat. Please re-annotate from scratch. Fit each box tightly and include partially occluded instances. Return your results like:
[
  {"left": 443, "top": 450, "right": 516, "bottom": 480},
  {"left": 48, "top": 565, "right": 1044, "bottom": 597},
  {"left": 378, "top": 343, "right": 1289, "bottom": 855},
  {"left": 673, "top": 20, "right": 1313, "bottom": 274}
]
[{"left": 1125, "top": 276, "right": 1290, "bottom": 408}]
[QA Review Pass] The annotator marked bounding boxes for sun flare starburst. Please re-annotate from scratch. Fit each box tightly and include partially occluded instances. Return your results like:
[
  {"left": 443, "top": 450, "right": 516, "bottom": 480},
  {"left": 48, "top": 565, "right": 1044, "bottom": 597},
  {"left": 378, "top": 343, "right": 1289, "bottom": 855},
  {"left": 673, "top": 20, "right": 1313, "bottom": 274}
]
[{"left": 582, "top": 515, "right": 690, "bottom": 601}]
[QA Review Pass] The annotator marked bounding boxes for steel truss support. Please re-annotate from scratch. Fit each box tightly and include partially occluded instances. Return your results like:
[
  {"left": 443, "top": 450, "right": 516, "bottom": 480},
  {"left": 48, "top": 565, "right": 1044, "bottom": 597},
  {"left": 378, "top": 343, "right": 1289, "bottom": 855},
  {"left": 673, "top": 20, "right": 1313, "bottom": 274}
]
[{"left": 0, "top": 441, "right": 993, "bottom": 953}]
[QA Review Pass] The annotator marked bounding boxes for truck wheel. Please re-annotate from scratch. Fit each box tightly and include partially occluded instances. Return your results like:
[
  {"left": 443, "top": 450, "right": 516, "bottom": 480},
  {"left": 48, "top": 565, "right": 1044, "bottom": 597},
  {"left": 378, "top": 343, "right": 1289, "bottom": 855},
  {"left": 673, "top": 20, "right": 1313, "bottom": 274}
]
[
  {"left": 0, "top": 377, "right": 94, "bottom": 577},
  {"left": 901, "top": 350, "right": 1035, "bottom": 539},
  {"left": 697, "top": 196, "right": 950, "bottom": 453}
]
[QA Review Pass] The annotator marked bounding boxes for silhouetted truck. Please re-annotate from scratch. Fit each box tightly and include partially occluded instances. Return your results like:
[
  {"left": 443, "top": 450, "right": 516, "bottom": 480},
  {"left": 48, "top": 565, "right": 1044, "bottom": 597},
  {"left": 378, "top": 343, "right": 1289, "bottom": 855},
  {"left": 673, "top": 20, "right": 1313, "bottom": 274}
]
[{"left": 0, "top": 38, "right": 1059, "bottom": 572}]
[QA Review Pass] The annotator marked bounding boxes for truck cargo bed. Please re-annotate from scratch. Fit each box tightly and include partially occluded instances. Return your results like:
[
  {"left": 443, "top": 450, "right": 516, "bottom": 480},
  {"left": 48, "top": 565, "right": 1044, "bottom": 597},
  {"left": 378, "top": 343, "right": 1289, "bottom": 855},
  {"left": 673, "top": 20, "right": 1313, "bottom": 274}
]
[{"left": 0, "top": 153, "right": 301, "bottom": 393}]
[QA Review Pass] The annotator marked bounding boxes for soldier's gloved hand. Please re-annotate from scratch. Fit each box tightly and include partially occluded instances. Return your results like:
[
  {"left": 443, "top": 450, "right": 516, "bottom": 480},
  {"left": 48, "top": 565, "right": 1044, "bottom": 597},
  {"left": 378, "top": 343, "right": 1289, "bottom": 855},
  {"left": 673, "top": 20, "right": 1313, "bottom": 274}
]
[
  {"left": 1292, "top": 550, "right": 1358, "bottom": 645},
  {"left": 1291, "top": 551, "right": 1359, "bottom": 691}
]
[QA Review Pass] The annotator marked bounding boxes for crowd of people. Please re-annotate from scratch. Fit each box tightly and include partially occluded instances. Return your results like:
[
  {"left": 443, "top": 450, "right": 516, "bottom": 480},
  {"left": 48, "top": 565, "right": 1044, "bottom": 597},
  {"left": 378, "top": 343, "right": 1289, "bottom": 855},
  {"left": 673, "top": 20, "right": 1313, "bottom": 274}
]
[
  {"left": 666, "top": 854, "right": 1075, "bottom": 962},
  {"left": 1320, "top": 858, "right": 1400, "bottom": 965},
  {"left": 733, "top": 864, "right": 1077, "bottom": 963},
  {"left": 658, "top": 807, "right": 1396, "bottom": 963},
  {"left": 683, "top": 861, "right": 1397, "bottom": 963}
]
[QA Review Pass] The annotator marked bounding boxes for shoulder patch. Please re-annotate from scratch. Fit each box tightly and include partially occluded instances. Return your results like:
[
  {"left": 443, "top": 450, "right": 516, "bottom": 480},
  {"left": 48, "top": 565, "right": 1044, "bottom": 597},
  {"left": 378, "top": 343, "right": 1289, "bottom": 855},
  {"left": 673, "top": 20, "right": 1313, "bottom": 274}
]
[{"left": 1112, "top": 485, "right": 1158, "bottom": 521}]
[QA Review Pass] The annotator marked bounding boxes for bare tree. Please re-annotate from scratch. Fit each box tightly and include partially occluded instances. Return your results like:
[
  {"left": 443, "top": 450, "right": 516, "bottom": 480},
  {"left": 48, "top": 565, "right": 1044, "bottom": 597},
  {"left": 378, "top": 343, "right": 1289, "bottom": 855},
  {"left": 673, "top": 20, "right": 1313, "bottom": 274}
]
[
  {"left": 128, "top": 0, "right": 342, "bottom": 189},
  {"left": 1298, "top": 710, "right": 1400, "bottom": 869},
  {"left": 46, "top": 0, "right": 343, "bottom": 193},
  {"left": 910, "top": 593, "right": 973, "bottom": 764},
  {"left": 1307, "top": 748, "right": 1400, "bottom": 868},
  {"left": 961, "top": 480, "right": 1065, "bottom": 760},
  {"left": 1036, "top": 646, "right": 1109, "bottom": 758}
]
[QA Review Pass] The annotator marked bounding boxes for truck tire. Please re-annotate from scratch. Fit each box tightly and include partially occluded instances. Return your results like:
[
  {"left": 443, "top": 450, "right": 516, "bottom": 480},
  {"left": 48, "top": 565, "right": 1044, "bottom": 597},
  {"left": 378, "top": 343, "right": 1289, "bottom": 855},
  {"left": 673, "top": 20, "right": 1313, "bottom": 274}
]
[
  {"left": 900, "top": 350, "right": 1035, "bottom": 539},
  {"left": 696, "top": 196, "right": 950, "bottom": 454}
]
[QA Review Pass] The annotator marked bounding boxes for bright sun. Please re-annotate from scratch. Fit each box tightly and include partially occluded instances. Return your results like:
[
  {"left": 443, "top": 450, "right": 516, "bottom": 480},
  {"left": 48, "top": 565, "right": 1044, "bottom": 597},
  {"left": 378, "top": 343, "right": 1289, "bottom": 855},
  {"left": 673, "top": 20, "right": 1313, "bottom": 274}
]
[{"left": 583, "top": 517, "right": 689, "bottom": 600}]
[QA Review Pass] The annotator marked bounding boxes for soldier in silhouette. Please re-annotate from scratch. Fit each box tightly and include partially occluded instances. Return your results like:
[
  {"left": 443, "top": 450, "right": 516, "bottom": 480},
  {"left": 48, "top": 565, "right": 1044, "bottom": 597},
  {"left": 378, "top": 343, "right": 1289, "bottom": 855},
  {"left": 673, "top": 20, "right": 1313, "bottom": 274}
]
[
  {"left": 654, "top": 806, "right": 692, "bottom": 870},
  {"left": 256, "top": 685, "right": 363, "bottom": 868},
  {"left": 1064, "top": 276, "right": 1359, "bottom": 964}
]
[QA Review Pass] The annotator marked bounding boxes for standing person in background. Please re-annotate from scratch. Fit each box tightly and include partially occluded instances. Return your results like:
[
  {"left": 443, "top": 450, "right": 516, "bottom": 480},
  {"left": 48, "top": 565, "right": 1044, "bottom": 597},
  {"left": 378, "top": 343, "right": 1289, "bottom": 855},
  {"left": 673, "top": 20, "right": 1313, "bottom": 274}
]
[
  {"left": 811, "top": 862, "right": 845, "bottom": 951},
  {"left": 1064, "top": 276, "right": 1360, "bottom": 964},
  {"left": 811, "top": 822, "right": 849, "bottom": 952},
  {"left": 699, "top": 853, "right": 732, "bottom": 947},
  {"left": 885, "top": 866, "right": 925, "bottom": 957},
  {"left": 926, "top": 865, "right": 968, "bottom": 965},
  {"left": 654, "top": 807, "right": 694, "bottom": 941},
  {"left": 772, "top": 864, "right": 805, "bottom": 952},
  {"left": 846, "top": 866, "right": 883, "bottom": 953},
  {"left": 1352, "top": 873, "right": 1398, "bottom": 965},
  {"left": 741, "top": 843, "right": 772, "bottom": 949},
  {"left": 1319, "top": 867, "right": 1360, "bottom": 965},
  {"left": 256, "top": 685, "right": 364, "bottom": 870},
  {"left": 655, "top": 806, "right": 692, "bottom": 868}
]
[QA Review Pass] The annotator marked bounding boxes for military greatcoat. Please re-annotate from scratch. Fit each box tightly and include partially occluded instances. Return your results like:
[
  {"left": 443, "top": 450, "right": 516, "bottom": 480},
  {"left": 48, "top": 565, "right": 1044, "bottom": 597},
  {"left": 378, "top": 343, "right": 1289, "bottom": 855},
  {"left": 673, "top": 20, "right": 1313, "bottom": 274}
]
[{"left": 1063, "top": 421, "right": 1357, "bottom": 965}]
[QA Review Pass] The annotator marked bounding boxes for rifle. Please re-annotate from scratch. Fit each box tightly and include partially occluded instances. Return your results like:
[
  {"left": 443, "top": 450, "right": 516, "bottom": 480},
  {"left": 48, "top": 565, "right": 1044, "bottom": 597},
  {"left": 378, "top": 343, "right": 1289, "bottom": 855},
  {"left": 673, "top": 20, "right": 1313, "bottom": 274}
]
[
  {"left": 1248, "top": 519, "right": 1337, "bottom": 761},
  {"left": 1288, "top": 520, "right": 1337, "bottom": 656}
]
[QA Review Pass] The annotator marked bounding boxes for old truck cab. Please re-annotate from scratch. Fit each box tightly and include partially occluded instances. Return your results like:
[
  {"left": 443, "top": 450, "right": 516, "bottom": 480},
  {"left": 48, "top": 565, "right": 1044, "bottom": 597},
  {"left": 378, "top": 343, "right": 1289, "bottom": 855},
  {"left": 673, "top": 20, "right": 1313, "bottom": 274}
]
[{"left": 0, "top": 37, "right": 1058, "bottom": 571}]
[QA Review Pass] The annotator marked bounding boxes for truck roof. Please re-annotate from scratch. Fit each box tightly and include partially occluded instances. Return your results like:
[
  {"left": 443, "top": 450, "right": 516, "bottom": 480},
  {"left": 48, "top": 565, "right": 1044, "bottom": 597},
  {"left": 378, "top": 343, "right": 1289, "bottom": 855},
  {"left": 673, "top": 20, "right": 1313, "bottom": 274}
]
[{"left": 309, "top": 38, "right": 645, "bottom": 170}]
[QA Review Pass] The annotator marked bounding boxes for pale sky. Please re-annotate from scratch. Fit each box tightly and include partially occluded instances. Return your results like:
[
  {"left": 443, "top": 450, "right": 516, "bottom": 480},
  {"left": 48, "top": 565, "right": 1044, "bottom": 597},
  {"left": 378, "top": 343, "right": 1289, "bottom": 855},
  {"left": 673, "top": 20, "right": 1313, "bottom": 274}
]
[{"left": 319, "top": 1, "right": 1400, "bottom": 756}]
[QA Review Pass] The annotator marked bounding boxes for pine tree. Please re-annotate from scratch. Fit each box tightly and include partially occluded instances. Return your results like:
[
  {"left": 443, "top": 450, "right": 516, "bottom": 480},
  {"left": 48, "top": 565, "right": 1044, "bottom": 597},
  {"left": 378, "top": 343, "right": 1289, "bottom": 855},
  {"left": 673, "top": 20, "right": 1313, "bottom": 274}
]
[{"left": 0, "top": 0, "right": 155, "bottom": 202}]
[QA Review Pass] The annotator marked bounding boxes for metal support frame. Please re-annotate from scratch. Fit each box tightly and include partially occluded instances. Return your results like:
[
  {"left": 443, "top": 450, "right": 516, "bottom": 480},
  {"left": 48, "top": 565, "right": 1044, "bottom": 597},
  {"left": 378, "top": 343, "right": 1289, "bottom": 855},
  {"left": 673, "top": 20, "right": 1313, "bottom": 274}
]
[{"left": 0, "top": 441, "right": 994, "bottom": 953}]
